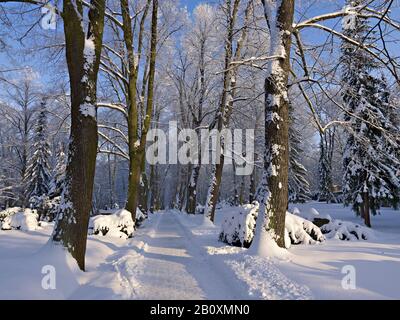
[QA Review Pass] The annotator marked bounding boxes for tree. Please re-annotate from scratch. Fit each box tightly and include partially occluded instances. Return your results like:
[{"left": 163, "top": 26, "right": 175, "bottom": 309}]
[
  {"left": 0, "top": 71, "right": 39, "bottom": 206},
  {"left": 51, "top": 0, "right": 106, "bottom": 270},
  {"left": 341, "top": 0, "right": 400, "bottom": 227},
  {"left": 125, "top": 0, "right": 158, "bottom": 221},
  {"left": 250, "top": 0, "right": 295, "bottom": 253},
  {"left": 24, "top": 99, "right": 51, "bottom": 203},
  {"left": 204, "top": 0, "right": 253, "bottom": 222},
  {"left": 183, "top": 4, "right": 216, "bottom": 214},
  {"left": 288, "top": 104, "right": 310, "bottom": 203},
  {"left": 49, "top": 142, "right": 66, "bottom": 198},
  {"left": 318, "top": 128, "right": 336, "bottom": 203}
]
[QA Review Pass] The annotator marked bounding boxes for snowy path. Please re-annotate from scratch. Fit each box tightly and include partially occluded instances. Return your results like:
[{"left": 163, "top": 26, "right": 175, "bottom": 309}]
[
  {"left": 85, "top": 212, "right": 249, "bottom": 300},
  {"left": 76, "top": 211, "right": 310, "bottom": 300}
]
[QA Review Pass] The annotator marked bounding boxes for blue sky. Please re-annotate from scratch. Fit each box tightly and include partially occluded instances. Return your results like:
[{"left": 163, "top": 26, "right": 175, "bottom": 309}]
[
  {"left": 180, "top": 0, "right": 201, "bottom": 11},
  {"left": 1, "top": 1, "right": 399, "bottom": 87}
]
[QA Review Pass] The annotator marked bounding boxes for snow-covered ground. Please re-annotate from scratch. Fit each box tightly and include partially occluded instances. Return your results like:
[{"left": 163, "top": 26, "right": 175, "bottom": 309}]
[{"left": 0, "top": 202, "right": 399, "bottom": 299}]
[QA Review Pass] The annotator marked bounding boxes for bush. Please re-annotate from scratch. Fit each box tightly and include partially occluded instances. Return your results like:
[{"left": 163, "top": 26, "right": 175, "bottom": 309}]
[
  {"left": 1, "top": 208, "right": 39, "bottom": 231},
  {"left": 292, "top": 206, "right": 375, "bottom": 241},
  {"left": 219, "top": 202, "right": 325, "bottom": 248},
  {"left": 0, "top": 207, "right": 21, "bottom": 222},
  {"left": 321, "top": 219, "right": 374, "bottom": 240},
  {"left": 89, "top": 209, "right": 135, "bottom": 238}
]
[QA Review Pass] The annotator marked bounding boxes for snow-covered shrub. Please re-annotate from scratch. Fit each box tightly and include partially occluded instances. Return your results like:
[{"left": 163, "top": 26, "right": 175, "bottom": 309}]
[
  {"left": 1, "top": 209, "right": 39, "bottom": 231},
  {"left": 195, "top": 204, "right": 205, "bottom": 214},
  {"left": 29, "top": 195, "right": 60, "bottom": 221},
  {"left": 0, "top": 207, "right": 21, "bottom": 222},
  {"left": 285, "top": 213, "right": 325, "bottom": 246},
  {"left": 135, "top": 208, "right": 146, "bottom": 226},
  {"left": 292, "top": 207, "right": 374, "bottom": 241},
  {"left": 89, "top": 209, "right": 135, "bottom": 239},
  {"left": 321, "top": 219, "right": 374, "bottom": 241},
  {"left": 219, "top": 202, "right": 324, "bottom": 248},
  {"left": 292, "top": 206, "right": 331, "bottom": 226},
  {"left": 218, "top": 204, "right": 257, "bottom": 247}
]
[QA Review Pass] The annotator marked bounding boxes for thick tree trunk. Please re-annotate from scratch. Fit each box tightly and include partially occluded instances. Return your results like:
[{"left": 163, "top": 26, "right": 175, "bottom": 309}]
[
  {"left": 132, "top": 0, "right": 157, "bottom": 220},
  {"left": 123, "top": 0, "right": 156, "bottom": 223},
  {"left": 52, "top": 0, "right": 105, "bottom": 271},
  {"left": 251, "top": 0, "right": 295, "bottom": 252},
  {"left": 139, "top": 170, "right": 149, "bottom": 213}
]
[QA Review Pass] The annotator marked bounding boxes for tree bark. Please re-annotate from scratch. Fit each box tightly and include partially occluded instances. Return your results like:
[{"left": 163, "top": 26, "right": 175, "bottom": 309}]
[
  {"left": 52, "top": 0, "right": 105, "bottom": 271},
  {"left": 363, "top": 192, "right": 371, "bottom": 228},
  {"left": 251, "top": 0, "right": 295, "bottom": 251},
  {"left": 133, "top": 0, "right": 158, "bottom": 218},
  {"left": 123, "top": 0, "right": 154, "bottom": 223}
]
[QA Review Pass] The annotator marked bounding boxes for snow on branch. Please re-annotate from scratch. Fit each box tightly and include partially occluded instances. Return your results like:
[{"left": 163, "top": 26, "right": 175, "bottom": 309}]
[{"left": 96, "top": 102, "right": 128, "bottom": 118}]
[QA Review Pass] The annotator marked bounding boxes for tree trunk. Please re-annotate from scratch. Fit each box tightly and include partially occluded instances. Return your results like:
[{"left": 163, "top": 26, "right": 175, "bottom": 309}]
[
  {"left": 185, "top": 29, "right": 207, "bottom": 214},
  {"left": 124, "top": 0, "right": 156, "bottom": 224},
  {"left": 52, "top": 0, "right": 105, "bottom": 271},
  {"left": 139, "top": 170, "right": 149, "bottom": 213},
  {"left": 239, "top": 175, "right": 245, "bottom": 205},
  {"left": 187, "top": 163, "right": 201, "bottom": 214},
  {"left": 251, "top": 0, "right": 295, "bottom": 252},
  {"left": 204, "top": 0, "right": 252, "bottom": 222},
  {"left": 363, "top": 192, "right": 371, "bottom": 228},
  {"left": 249, "top": 154, "right": 257, "bottom": 203}
]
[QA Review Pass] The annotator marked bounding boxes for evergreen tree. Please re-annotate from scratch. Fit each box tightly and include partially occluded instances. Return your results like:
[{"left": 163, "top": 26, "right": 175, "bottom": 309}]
[
  {"left": 341, "top": 0, "right": 400, "bottom": 227},
  {"left": 288, "top": 104, "right": 311, "bottom": 203},
  {"left": 49, "top": 142, "right": 66, "bottom": 198},
  {"left": 24, "top": 100, "right": 52, "bottom": 203}
]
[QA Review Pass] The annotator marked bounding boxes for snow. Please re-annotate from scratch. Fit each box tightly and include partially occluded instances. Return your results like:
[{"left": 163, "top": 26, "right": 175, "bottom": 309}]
[
  {"left": 285, "top": 212, "right": 325, "bottom": 245},
  {"left": 321, "top": 219, "right": 375, "bottom": 241},
  {"left": 83, "top": 37, "right": 96, "bottom": 70},
  {"left": 342, "top": 5, "right": 357, "bottom": 30},
  {"left": 89, "top": 209, "right": 135, "bottom": 238},
  {"left": 79, "top": 103, "right": 96, "bottom": 118},
  {"left": 218, "top": 202, "right": 324, "bottom": 250},
  {"left": 226, "top": 255, "right": 312, "bottom": 299},
  {"left": 0, "top": 207, "right": 21, "bottom": 221},
  {"left": 0, "top": 203, "right": 400, "bottom": 299},
  {"left": 1, "top": 208, "right": 39, "bottom": 231}
]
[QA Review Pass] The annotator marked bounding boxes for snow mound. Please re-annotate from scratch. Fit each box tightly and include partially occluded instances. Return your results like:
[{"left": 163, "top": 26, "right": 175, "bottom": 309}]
[
  {"left": 226, "top": 255, "right": 313, "bottom": 300},
  {"left": 89, "top": 209, "right": 135, "bottom": 238},
  {"left": 321, "top": 219, "right": 375, "bottom": 241},
  {"left": 135, "top": 208, "right": 146, "bottom": 226},
  {"left": 1, "top": 209, "right": 39, "bottom": 231},
  {"left": 218, "top": 204, "right": 257, "bottom": 247},
  {"left": 292, "top": 207, "right": 374, "bottom": 241},
  {"left": 219, "top": 203, "right": 324, "bottom": 249},
  {"left": 285, "top": 213, "right": 325, "bottom": 246},
  {"left": 292, "top": 206, "right": 331, "bottom": 222},
  {"left": 0, "top": 207, "right": 21, "bottom": 221}
]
